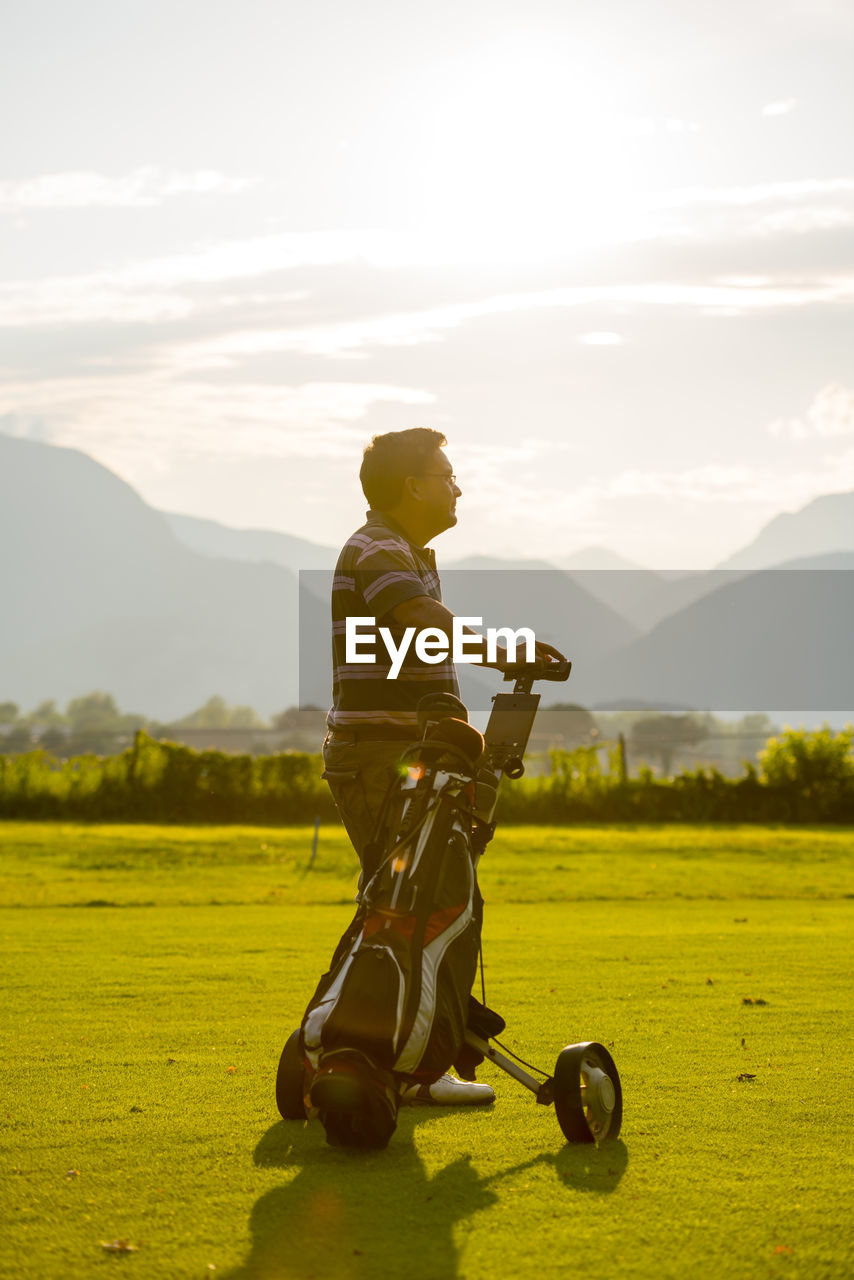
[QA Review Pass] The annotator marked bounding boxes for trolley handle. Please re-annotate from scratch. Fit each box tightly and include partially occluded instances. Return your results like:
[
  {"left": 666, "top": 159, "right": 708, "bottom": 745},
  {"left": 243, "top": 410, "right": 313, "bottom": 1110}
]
[{"left": 502, "top": 657, "right": 572, "bottom": 691}]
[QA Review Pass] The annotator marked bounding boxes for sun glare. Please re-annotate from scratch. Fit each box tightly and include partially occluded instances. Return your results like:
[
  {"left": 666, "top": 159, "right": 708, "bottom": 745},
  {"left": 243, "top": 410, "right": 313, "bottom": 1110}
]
[{"left": 406, "top": 37, "right": 643, "bottom": 262}]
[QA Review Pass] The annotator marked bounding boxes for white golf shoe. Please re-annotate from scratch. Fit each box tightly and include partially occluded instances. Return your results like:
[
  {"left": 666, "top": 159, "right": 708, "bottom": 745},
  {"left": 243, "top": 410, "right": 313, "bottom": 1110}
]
[{"left": 399, "top": 1072, "right": 495, "bottom": 1106}]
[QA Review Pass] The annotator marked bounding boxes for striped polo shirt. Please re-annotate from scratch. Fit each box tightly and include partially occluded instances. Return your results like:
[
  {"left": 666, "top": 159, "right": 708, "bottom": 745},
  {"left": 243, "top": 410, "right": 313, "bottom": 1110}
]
[{"left": 328, "top": 511, "right": 460, "bottom": 731}]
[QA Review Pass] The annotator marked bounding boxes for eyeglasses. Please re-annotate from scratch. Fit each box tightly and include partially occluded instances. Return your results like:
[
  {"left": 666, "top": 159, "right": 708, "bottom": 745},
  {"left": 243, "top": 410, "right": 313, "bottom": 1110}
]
[{"left": 421, "top": 473, "right": 457, "bottom": 486}]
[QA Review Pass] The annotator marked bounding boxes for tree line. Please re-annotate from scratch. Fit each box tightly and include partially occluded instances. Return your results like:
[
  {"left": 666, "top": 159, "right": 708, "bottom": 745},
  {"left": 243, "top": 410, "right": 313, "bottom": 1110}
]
[
  {"left": 1, "top": 725, "right": 851, "bottom": 824},
  {"left": 0, "top": 694, "right": 328, "bottom": 757},
  {"left": 1, "top": 692, "right": 780, "bottom": 777}
]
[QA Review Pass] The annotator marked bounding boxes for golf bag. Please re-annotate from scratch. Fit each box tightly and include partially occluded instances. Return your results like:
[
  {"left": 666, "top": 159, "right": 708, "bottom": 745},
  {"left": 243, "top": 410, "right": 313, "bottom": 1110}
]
[{"left": 301, "top": 715, "right": 487, "bottom": 1087}]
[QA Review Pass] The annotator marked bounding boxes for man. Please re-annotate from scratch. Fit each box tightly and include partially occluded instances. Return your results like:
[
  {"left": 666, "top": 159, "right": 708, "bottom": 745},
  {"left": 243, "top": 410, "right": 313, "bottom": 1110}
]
[{"left": 321, "top": 428, "right": 560, "bottom": 1110}]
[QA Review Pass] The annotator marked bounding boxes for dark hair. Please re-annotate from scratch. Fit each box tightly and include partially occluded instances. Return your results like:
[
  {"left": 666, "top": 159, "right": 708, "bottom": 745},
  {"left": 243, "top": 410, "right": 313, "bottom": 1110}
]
[{"left": 360, "top": 429, "right": 447, "bottom": 509}]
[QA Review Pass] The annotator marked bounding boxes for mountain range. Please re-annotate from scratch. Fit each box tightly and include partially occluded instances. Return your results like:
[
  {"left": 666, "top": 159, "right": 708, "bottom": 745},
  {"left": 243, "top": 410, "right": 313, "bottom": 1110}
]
[
  {"left": 2, "top": 435, "right": 299, "bottom": 719},
  {"left": 716, "top": 491, "right": 854, "bottom": 570},
  {"left": 2, "top": 432, "right": 853, "bottom": 719},
  {"left": 171, "top": 493, "right": 854, "bottom": 633}
]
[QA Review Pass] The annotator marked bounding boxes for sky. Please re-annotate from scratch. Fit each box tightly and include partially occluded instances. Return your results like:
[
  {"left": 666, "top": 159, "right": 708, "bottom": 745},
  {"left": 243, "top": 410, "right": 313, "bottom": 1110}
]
[{"left": 2, "top": 0, "right": 854, "bottom": 568}]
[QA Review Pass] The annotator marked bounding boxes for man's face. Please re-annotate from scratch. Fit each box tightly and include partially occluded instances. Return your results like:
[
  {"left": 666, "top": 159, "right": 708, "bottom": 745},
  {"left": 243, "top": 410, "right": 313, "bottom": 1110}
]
[{"left": 416, "top": 448, "right": 462, "bottom": 536}]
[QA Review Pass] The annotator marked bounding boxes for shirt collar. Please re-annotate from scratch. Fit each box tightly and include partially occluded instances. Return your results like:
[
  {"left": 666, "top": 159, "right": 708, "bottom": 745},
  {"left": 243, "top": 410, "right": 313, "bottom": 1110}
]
[{"left": 366, "top": 509, "right": 436, "bottom": 565}]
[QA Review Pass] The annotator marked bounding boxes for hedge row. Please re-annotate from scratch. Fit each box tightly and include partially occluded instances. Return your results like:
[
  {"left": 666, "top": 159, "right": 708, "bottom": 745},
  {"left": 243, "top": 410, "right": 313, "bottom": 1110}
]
[
  {"left": 0, "top": 728, "right": 852, "bottom": 824},
  {"left": 497, "top": 732, "right": 854, "bottom": 823},
  {"left": 0, "top": 732, "right": 337, "bottom": 824}
]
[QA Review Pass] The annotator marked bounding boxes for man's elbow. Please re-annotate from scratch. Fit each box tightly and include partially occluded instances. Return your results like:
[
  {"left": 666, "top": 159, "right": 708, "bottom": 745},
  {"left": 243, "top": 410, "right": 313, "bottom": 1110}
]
[{"left": 389, "top": 596, "right": 450, "bottom": 633}]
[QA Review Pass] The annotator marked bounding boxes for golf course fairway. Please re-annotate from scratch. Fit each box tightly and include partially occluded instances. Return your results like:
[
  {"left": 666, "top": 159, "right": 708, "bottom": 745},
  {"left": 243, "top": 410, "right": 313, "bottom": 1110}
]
[{"left": 2, "top": 822, "right": 852, "bottom": 1279}]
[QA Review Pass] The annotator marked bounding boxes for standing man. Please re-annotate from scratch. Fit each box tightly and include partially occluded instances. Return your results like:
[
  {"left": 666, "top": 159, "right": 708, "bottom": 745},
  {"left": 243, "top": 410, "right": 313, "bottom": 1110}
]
[{"left": 321, "top": 428, "right": 559, "bottom": 1109}]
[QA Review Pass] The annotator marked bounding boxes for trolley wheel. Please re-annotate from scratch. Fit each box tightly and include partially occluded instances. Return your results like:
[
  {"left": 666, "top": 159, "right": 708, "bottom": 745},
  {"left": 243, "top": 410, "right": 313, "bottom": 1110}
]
[
  {"left": 553, "top": 1041, "right": 622, "bottom": 1144},
  {"left": 276, "top": 1030, "right": 308, "bottom": 1120}
]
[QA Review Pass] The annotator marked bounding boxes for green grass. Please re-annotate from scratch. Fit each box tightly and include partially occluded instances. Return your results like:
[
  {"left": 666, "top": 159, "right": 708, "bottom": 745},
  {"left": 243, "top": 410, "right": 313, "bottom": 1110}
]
[
  {"left": 2, "top": 823, "right": 853, "bottom": 1279},
  {"left": 3, "top": 821, "right": 853, "bottom": 907}
]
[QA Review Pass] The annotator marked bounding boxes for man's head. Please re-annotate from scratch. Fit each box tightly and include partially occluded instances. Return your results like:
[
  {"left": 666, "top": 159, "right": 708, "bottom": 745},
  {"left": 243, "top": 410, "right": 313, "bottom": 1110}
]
[{"left": 360, "top": 429, "right": 462, "bottom": 545}]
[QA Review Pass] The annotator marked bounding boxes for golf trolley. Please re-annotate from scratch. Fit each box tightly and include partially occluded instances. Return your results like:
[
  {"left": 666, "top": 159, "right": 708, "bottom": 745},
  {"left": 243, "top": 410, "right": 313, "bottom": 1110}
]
[
  {"left": 277, "top": 657, "right": 622, "bottom": 1147},
  {"left": 461, "top": 657, "right": 622, "bottom": 1145}
]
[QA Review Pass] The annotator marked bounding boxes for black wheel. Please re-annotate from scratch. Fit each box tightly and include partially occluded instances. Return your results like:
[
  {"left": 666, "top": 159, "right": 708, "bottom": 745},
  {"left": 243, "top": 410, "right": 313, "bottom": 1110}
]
[
  {"left": 553, "top": 1041, "right": 622, "bottom": 1144},
  {"left": 276, "top": 1030, "right": 307, "bottom": 1120}
]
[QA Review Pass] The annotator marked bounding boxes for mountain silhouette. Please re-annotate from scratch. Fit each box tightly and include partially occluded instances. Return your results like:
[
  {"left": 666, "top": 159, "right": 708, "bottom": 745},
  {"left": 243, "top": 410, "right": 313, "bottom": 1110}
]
[
  {"left": 715, "top": 490, "right": 854, "bottom": 571},
  {"left": 575, "top": 557, "right": 854, "bottom": 712},
  {"left": 3, "top": 432, "right": 852, "bottom": 719},
  {"left": 162, "top": 511, "right": 336, "bottom": 572},
  {"left": 1, "top": 435, "right": 301, "bottom": 719}
]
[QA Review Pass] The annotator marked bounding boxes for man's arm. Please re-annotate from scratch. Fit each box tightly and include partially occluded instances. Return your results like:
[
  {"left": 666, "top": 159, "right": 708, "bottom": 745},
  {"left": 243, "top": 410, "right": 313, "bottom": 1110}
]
[{"left": 388, "top": 596, "right": 565, "bottom": 671}]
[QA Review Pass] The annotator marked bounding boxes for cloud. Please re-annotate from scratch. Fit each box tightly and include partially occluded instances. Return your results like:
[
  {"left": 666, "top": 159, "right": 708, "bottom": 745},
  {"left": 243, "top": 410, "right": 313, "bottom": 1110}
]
[
  {"left": 640, "top": 178, "right": 854, "bottom": 249},
  {"left": 0, "top": 167, "right": 256, "bottom": 211},
  {"left": 621, "top": 117, "right": 701, "bottom": 137},
  {"left": 579, "top": 332, "right": 624, "bottom": 345},
  {"left": 664, "top": 118, "right": 701, "bottom": 134},
  {"left": 4, "top": 169, "right": 854, "bottom": 333},
  {"left": 596, "top": 464, "right": 782, "bottom": 503},
  {"left": 0, "top": 375, "right": 435, "bottom": 472},
  {"left": 648, "top": 176, "right": 854, "bottom": 211},
  {"left": 449, "top": 437, "right": 575, "bottom": 486},
  {"left": 458, "top": 448, "right": 854, "bottom": 568},
  {"left": 572, "top": 453, "right": 854, "bottom": 532},
  {"left": 768, "top": 384, "right": 854, "bottom": 440},
  {"left": 0, "top": 229, "right": 444, "bottom": 326},
  {"left": 762, "top": 99, "right": 798, "bottom": 116},
  {"left": 648, "top": 177, "right": 854, "bottom": 244},
  {"left": 756, "top": 207, "right": 854, "bottom": 234},
  {"left": 155, "top": 276, "right": 854, "bottom": 367},
  {"left": 6, "top": 366, "right": 852, "bottom": 572},
  {"left": 4, "top": 177, "right": 854, "bottom": 334}
]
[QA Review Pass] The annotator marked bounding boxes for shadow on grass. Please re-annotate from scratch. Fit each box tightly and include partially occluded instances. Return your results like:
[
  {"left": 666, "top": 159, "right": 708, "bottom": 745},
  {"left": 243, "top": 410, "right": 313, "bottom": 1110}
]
[
  {"left": 553, "top": 1139, "right": 629, "bottom": 1191},
  {"left": 224, "top": 1115, "right": 628, "bottom": 1278},
  {"left": 479, "top": 1137, "right": 629, "bottom": 1197}
]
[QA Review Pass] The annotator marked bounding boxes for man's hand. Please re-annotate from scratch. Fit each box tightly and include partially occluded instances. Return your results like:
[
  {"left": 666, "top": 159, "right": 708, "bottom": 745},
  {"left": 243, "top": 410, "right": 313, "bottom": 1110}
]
[
  {"left": 492, "top": 638, "right": 567, "bottom": 674},
  {"left": 532, "top": 639, "right": 567, "bottom": 669}
]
